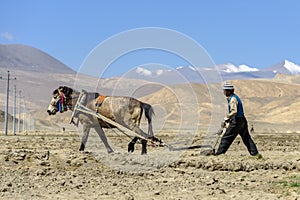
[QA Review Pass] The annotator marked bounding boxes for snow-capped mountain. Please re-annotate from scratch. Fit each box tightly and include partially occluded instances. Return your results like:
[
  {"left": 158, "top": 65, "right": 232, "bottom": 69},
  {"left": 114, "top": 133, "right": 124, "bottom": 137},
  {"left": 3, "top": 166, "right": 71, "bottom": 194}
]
[
  {"left": 264, "top": 60, "right": 300, "bottom": 75},
  {"left": 122, "top": 65, "right": 200, "bottom": 84},
  {"left": 119, "top": 60, "right": 300, "bottom": 85},
  {"left": 217, "top": 63, "right": 259, "bottom": 73},
  {"left": 135, "top": 67, "right": 169, "bottom": 77},
  {"left": 176, "top": 66, "right": 197, "bottom": 71},
  {"left": 284, "top": 60, "right": 300, "bottom": 74}
]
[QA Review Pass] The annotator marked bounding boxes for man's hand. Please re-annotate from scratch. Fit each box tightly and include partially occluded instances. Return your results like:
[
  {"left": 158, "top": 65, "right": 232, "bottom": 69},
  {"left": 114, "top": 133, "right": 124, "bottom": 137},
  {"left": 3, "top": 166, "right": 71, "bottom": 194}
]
[{"left": 221, "top": 117, "right": 230, "bottom": 128}]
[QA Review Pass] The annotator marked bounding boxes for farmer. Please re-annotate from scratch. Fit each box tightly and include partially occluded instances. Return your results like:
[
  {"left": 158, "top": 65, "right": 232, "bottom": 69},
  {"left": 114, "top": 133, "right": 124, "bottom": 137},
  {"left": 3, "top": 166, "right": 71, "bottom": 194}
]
[{"left": 215, "top": 82, "right": 260, "bottom": 157}]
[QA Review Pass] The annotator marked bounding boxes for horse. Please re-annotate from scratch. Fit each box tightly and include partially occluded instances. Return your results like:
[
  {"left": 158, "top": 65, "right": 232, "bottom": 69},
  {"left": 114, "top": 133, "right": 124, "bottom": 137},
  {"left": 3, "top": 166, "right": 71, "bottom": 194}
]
[{"left": 47, "top": 86, "right": 155, "bottom": 155}]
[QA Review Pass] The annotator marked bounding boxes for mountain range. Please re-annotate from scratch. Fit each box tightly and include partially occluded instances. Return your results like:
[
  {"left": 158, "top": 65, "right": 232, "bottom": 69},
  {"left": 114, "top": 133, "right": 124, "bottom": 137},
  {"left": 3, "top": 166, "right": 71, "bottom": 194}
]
[
  {"left": 121, "top": 60, "right": 300, "bottom": 84},
  {"left": 1, "top": 44, "right": 300, "bottom": 82}
]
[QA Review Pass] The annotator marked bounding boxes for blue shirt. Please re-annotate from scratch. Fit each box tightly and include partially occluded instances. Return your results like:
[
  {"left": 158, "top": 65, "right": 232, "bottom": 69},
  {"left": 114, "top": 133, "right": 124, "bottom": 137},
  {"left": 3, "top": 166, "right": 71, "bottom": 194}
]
[{"left": 228, "top": 94, "right": 244, "bottom": 118}]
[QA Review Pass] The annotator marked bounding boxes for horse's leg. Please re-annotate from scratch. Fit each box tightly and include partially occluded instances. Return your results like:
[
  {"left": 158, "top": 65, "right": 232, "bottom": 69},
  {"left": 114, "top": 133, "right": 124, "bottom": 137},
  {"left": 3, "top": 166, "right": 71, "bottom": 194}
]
[
  {"left": 133, "top": 127, "right": 149, "bottom": 155},
  {"left": 79, "top": 126, "right": 90, "bottom": 151},
  {"left": 124, "top": 120, "right": 149, "bottom": 155},
  {"left": 94, "top": 125, "right": 114, "bottom": 154},
  {"left": 128, "top": 137, "right": 139, "bottom": 153},
  {"left": 141, "top": 139, "right": 147, "bottom": 155}
]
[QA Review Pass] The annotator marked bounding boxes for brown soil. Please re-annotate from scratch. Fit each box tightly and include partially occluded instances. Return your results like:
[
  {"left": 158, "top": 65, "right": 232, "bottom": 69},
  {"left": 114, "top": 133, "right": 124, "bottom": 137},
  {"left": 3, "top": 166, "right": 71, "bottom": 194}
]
[{"left": 0, "top": 130, "right": 299, "bottom": 200}]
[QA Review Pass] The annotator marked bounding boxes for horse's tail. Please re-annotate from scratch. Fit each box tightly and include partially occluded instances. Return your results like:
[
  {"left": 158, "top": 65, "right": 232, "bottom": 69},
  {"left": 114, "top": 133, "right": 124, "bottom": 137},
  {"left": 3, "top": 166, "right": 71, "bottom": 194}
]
[{"left": 141, "top": 102, "right": 154, "bottom": 136}]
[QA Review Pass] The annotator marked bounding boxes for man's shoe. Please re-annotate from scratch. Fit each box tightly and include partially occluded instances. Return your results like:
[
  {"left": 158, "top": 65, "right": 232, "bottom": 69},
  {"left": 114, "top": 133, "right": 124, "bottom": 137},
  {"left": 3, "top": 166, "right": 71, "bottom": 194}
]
[{"left": 252, "top": 153, "right": 263, "bottom": 159}]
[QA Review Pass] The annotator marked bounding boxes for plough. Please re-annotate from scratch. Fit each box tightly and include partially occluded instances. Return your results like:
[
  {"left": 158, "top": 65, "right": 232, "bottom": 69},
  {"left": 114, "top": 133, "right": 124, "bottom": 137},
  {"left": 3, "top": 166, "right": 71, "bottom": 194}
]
[
  {"left": 69, "top": 91, "right": 165, "bottom": 147},
  {"left": 70, "top": 90, "right": 225, "bottom": 153}
]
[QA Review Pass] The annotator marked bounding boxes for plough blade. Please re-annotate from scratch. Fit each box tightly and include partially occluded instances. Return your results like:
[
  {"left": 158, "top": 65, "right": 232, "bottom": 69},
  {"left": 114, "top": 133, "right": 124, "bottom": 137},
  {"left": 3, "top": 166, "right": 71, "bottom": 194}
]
[{"left": 168, "top": 144, "right": 212, "bottom": 151}]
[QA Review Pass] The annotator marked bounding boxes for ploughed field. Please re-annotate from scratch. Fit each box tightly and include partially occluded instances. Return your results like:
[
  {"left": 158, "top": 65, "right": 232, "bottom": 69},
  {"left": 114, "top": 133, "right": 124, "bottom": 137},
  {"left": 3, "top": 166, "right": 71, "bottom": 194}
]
[{"left": 0, "top": 130, "right": 299, "bottom": 200}]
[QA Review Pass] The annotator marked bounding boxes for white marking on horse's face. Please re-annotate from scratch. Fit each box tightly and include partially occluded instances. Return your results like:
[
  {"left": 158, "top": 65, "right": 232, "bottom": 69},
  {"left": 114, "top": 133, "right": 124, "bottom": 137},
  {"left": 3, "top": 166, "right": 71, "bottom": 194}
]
[{"left": 47, "top": 94, "right": 60, "bottom": 115}]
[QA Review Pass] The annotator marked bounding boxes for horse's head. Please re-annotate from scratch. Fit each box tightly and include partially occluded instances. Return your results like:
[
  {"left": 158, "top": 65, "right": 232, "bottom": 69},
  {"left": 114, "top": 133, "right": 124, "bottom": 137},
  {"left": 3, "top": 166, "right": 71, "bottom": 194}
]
[{"left": 47, "top": 86, "right": 74, "bottom": 115}]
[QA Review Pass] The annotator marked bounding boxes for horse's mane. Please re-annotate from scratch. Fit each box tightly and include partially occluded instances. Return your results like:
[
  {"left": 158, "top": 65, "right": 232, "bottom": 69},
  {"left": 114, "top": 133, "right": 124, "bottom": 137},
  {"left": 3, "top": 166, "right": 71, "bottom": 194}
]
[
  {"left": 57, "top": 86, "right": 74, "bottom": 97},
  {"left": 55, "top": 86, "right": 100, "bottom": 99}
]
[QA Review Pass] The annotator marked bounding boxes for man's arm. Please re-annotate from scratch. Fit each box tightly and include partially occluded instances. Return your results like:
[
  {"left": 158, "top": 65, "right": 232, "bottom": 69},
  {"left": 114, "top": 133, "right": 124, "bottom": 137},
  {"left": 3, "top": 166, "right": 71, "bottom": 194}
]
[{"left": 226, "top": 97, "right": 238, "bottom": 119}]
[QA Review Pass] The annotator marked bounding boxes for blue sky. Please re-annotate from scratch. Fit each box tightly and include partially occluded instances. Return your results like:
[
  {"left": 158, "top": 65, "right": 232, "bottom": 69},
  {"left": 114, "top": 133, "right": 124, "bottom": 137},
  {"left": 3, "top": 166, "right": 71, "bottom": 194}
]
[{"left": 1, "top": 0, "right": 299, "bottom": 77}]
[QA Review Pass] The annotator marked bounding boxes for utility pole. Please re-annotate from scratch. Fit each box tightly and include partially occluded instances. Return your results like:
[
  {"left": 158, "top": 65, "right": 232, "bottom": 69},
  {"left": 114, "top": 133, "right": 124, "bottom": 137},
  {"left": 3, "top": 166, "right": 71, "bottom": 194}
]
[
  {"left": 22, "top": 96, "right": 27, "bottom": 132},
  {"left": 28, "top": 113, "right": 31, "bottom": 131},
  {"left": 32, "top": 116, "right": 36, "bottom": 131},
  {"left": 12, "top": 85, "right": 16, "bottom": 135},
  {"left": 3, "top": 70, "right": 17, "bottom": 136},
  {"left": 4, "top": 71, "right": 10, "bottom": 136},
  {"left": 18, "top": 90, "right": 21, "bottom": 133}
]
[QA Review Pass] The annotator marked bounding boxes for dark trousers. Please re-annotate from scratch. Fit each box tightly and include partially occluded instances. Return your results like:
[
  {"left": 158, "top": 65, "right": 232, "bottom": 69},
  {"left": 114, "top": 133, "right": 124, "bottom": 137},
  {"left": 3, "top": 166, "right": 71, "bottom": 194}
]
[{"left": 216, "top": 116, "right": 259, "bottom": 156}]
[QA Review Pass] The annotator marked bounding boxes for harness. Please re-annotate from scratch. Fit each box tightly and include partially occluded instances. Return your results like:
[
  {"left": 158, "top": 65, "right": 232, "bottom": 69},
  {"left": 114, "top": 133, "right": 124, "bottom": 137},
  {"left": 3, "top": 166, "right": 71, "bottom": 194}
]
[
  {"left": 57, "top": 93, "right": 67, "bottom": 113},
  {"left": 95, "top": 95, "right": 106, "bottom": 107},
  {"left": 57, "top": 90, "right": 72, "bottom": 113},
  {"left": 58, "top": 89, "right": 107, "bottom": 114}
]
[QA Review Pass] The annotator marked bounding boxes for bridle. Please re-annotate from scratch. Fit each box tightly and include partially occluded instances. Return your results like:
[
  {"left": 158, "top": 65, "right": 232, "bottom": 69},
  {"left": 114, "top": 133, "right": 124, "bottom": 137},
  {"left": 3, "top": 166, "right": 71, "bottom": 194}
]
[{"left": 56, "top": 89, "right": 74, "bottom": 112}]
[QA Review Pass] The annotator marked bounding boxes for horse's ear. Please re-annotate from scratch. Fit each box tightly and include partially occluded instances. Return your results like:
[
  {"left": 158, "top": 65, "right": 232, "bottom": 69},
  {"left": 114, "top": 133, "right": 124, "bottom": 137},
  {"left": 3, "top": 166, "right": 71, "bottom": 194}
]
[
  {"left": 58, "top": 86, "right": 64, "bottom": 93},
  {"left": 61, "top": 86, "right": 73, "bottom": 97},
  {"left": 53, "top": 89, "right": 59, "bottom": 95}
]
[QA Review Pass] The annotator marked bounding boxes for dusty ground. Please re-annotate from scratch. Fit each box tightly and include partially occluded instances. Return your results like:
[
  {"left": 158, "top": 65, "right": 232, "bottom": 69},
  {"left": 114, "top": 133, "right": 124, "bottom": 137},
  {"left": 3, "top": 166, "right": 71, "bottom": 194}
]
[{"left": 0, "top": 130, "right": 299, "bottom": 200}]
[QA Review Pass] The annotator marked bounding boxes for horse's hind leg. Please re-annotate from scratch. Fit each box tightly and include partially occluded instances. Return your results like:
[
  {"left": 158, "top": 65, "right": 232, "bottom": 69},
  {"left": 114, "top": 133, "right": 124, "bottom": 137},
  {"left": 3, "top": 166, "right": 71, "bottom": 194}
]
[
  {"left": 80, "top": 126, "right": 90, "bottom": 151},
  {"left": 120, "top": 118, "right": 149, "bottom": 155},
  {"left": 94, "top": 125, "right": 114, "bottom": 154},
  {"left": 129, "top": 125, "right": 149, "bottom": 155},
  {"left": 128, "top": 137, "right": 139, "bottom": 153},
  {"left": 141, "top": 139, "right": 147, "bottom": 155},
  {"left": 128, "top": 136, "right": 148, "bottom": 155}
]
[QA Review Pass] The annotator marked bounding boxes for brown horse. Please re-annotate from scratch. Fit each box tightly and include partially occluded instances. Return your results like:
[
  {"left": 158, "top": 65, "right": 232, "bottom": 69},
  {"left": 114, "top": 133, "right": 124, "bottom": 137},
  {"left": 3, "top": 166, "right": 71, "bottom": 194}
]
[{"left": 47, "top": 86, "right": 155, "bottom": 154}]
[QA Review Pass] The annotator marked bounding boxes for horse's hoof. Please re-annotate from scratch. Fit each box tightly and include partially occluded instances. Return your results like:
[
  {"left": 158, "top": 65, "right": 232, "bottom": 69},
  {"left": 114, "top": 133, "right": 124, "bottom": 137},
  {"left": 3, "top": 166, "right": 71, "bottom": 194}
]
[
  {"left": 79, "top": 143, "right": 85, "bottom": 151},
  {"left": 107, "top": 149, "right": 114, "bottom": 154},
  {"left": 141, "top": 149, "right": 147, "bottom": 155}
]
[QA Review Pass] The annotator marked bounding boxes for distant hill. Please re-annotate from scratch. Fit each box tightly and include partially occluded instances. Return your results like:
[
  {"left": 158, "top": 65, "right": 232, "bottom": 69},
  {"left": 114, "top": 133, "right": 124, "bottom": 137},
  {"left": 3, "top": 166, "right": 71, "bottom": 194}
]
[
  {"left": 140, "top": 77, "right": 300, "bottom": 132},
  {"left": 0, "top": 109, "right": 13, "bottom": 122},
  {"left": 0, "top": 44, "right": 75, "bottom": 73},
  {"left": 0, "top": 110, "right": 4, "bottom": 122},
  {"left": 273, "top": 74, "right": 300, "bottom": 84}
]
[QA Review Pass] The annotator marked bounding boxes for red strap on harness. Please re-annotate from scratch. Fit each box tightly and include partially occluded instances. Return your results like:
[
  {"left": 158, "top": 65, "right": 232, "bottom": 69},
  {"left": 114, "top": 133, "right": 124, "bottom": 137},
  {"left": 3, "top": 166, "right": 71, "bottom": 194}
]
[{"left": 96, "top": 95, "right": 106, "bottom": 107}]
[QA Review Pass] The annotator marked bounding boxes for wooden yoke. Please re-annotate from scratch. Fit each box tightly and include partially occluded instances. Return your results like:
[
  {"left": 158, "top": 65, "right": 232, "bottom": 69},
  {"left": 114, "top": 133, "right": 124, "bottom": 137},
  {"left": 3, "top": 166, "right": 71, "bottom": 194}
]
[{"left": 69, "top": 91, "right": 85, "bottom": 126}]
